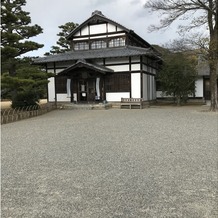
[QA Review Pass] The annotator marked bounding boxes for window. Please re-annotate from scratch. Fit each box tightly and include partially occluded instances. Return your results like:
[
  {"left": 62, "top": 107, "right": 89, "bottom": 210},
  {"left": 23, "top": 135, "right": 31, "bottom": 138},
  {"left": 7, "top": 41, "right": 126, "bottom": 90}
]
[
  {"left": 55, "top": 76, "right": 67, "bottom": 93},
  {"left": 74, "top": 42, "right": 89, "bottom": 50},
  {"left": 109, "top": 38, "right": 125, "bottom": 47},
  {"left": 91, "top": 40, "right": 107, "bottom": 49},
  {"left": 105, "top": 74, "right": 130, "bottom": 92}
]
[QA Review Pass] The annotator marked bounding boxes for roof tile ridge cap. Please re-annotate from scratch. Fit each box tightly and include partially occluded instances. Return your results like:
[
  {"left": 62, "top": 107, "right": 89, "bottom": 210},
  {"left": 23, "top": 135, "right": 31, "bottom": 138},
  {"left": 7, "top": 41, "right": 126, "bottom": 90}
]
[
  {"left": 91, "top": 10, "right": 105, "bottom": 17},
  {"left": 77, "top": 59, "right": 86, "bottom": 63}
]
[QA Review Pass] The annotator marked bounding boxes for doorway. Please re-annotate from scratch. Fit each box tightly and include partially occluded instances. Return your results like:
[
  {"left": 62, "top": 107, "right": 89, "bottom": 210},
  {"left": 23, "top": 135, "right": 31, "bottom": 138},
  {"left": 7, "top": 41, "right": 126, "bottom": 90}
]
[{"left": 78, "top": 79, "right": 96, "bottom": 102}]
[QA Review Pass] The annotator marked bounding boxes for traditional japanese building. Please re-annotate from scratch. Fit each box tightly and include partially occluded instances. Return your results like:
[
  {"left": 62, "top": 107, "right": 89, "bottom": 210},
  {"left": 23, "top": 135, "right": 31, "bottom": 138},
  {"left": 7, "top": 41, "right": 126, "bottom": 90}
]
[
  {"left": 33, "top": 10, "right": 162, "bottom": 104},
  {"left": 195, "top": 57, "right": 218, "bottom": 102}
]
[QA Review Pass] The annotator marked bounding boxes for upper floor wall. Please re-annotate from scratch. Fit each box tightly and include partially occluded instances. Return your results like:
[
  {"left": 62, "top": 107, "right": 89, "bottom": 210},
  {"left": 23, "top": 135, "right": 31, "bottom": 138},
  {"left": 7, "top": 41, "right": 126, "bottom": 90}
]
[{"left": 67, "top": 10, "right": 152, "bottom": 51}]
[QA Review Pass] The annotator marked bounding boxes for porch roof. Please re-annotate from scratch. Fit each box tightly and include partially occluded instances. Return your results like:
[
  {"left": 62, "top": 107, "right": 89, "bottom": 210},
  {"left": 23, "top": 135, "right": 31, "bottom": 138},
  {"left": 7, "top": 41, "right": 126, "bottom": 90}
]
[
  {"left": 58, "top": 59, "right": 114, "bottom": 76},
  {"left": 33, "top": 46, "right": 161, "bottom": 64}
]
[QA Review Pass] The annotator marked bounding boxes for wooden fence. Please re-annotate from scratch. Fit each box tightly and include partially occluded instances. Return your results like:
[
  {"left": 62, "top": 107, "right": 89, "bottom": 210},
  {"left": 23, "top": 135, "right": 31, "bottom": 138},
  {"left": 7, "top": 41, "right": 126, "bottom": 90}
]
[{"left": 1, "top": 103, "right": 56, "bottom": 125}]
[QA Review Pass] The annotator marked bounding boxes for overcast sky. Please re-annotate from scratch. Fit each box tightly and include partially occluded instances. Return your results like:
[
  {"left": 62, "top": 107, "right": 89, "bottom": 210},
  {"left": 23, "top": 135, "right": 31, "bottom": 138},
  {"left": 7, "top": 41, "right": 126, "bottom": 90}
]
[{"left": 24, "top": 0, "right": 182, "bottom": 57}]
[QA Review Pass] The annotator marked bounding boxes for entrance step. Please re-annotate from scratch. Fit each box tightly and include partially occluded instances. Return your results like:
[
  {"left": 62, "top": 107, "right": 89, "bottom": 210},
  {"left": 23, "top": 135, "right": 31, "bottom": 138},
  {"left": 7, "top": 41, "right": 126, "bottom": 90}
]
[{"left": 58, "top": 103, "right": 112, "bottom": 110}]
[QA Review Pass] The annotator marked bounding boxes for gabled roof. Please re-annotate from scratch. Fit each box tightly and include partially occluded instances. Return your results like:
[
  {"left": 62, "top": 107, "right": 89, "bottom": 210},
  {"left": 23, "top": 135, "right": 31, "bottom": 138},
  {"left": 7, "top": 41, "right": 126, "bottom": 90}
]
[
  {"left": 33, "top": 46, "right": 161, "bottom": 64},
  {"left": 197, "top": 62, "right": 218, "bottom": 76},
  {"left": 58, "top": 59, "right": 114, "bottom": 76},
  {"left": 197, "top": 62, "right": 210, "bottom": 76},
  {"left": 67, "top": 10, "right": 130, "bottom": 40},
  {"left": 67, "top": 10, "right": 153, "bottom": 49}
]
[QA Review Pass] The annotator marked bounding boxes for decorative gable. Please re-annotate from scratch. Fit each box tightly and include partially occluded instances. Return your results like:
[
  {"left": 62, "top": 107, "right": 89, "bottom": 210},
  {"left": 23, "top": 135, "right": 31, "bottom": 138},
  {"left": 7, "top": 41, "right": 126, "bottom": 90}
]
[
  {"left": 67, "top": 10, "right": 129, "bottom": 39},
  {"left": 66, "top": 11, "right": 154, "bottom": 52}
]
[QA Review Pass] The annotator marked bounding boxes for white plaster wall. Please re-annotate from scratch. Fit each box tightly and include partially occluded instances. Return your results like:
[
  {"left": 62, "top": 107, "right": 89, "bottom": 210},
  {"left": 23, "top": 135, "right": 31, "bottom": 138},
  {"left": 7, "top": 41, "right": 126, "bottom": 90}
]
[
  {"left": 131, "top": 73, "right": 141, "bottom": 98},
  {"left": 108, "top": 65, "right": 129, "bottom": 72},
  {"left": 48, "top": 77, "right": 55, "bottom": 102},
  {"left": 109, "top": 33, "right": 125, "bottom": 37},
  {"left": 90, "top": 35, "right": 107, "bottom": 39},
  {"left": 108, "top": 23, "right": 116, "bottom": 32},
  {"left": 81, "top": 26, "right": 89, "bottom": 35},
  {"left": 56, "top": 94, "right": 77, "bottom": 102},
  {"left": 131, "top": 64, "right": 140, "bottom": 71},
  {"left": 117, "top": 27, "right": 123, "bottom": 31},
  {"left": 73, "top": 37, "right": 89, "bottom": 41},
  {"left": 195, "top": 78, "right": 204, "bottom": 97},
  {"left": 57, "top": 94, "right": 71, "bottom": 102},
  {"left": 90, "top": 24, "right": 106, "bottom": 34},
  {"left": 106, "top": 92, "right": 130, "bottom": 101}
]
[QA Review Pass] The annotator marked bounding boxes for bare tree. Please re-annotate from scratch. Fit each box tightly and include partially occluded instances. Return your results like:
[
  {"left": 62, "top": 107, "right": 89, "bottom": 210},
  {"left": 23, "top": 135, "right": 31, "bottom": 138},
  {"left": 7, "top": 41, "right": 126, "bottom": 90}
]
[{"left": 145, "top": 0, "right": 218, "bottom": 111}]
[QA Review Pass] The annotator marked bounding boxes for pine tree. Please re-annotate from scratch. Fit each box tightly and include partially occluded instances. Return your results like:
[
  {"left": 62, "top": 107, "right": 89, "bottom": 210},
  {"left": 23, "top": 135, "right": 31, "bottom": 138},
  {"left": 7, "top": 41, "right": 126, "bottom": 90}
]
[
  {"left": 1, "top": 58, "right": 51, "bottom": 108},
  {"left": 1, "top": 0, "right": 47, "bottom": 108},
  {"left": 1, "top": 0, "right": 43, "bottom": 74},
  {"left": 45, "top": 22, "right": 79, "bottom": 55}
]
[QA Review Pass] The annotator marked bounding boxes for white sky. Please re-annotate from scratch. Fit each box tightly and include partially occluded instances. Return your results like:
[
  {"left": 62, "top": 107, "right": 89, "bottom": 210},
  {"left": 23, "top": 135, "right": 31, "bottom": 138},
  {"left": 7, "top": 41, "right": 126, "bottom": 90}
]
[{"left": 24, "top": 0, "right": 182, "bottom": 57}]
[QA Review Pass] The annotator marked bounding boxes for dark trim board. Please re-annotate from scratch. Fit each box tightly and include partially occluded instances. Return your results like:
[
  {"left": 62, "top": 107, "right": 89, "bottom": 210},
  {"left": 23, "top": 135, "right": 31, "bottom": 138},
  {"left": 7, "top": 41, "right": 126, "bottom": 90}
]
[
  {"left": 72, "top": 30, "right": 126, "bottom": 39},
  {"left": 129, "top": 57, "right": 131, "bottom": 71},
  {"left": 54, "top": 62, "right": 57, "bottom": 105},
  {"left": 105, "top": 62, "right": 131, "bottom": 66},
  {"left": 141, "top": 72, "right": 143, "bottom": 98}
]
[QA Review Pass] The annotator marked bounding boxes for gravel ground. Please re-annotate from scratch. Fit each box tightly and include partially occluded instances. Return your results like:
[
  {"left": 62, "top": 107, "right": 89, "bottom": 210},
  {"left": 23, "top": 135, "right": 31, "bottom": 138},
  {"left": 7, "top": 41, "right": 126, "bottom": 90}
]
[{"left": 1, "top": 106, "right": 218, "bottom": 218}]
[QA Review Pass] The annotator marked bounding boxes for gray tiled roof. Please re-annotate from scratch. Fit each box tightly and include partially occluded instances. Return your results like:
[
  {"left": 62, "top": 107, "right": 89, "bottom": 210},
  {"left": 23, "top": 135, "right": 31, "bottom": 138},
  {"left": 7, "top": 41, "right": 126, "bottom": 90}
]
[
  {"left": 197, "top": 63, "right": 210, "bottom": 76},
  {"left": 197, "top": 62, "right": 218, "bottom": 76},
  {"left": 58, "top": 59, "right": 114, "bottom": 76},
  {"left": 33, "top": 46, "right": 160, "bottom": 64}
]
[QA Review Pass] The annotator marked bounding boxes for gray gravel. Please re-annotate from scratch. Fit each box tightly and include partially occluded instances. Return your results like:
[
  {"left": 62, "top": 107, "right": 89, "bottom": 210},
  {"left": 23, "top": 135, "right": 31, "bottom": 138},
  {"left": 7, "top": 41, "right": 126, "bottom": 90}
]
[{"left": 1, "top": 106, "right": 218, "bottom": 218}]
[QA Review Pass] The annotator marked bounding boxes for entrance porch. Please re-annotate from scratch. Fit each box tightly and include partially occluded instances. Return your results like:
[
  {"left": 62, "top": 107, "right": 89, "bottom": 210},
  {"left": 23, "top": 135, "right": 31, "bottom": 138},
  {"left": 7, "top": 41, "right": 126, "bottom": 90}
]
[{"left": 57, "top": 59, "right": 114, "bottom": 103}]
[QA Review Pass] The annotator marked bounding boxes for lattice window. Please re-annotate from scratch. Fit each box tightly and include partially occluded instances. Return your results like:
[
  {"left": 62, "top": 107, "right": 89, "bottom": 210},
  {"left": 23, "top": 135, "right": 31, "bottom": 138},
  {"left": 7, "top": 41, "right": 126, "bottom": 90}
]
[
  {"left": 109, "top": 38, "right": 125, "bottom": 47},
  {"left": 74, "top": 42, "right": 89, "bottom": 50},
  {"left": 105, "top": 73, "right": 130, "bottom": 92},
  {"left": 91, "top": 40, "right": 107, "bottom": 49}
]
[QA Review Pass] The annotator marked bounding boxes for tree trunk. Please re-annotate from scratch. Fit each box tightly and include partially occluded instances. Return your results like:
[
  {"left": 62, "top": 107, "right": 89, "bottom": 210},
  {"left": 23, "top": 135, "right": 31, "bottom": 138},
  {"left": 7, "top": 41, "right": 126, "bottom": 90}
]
[
  {"left": 207, "top": 0, "right": 218, "bottom": 111},
  {"left": 209, "top": 62, "right": 218, "bottom": 111},
  {"left": 176, "top": 95, "right": 181, "bottom": 106},
  {"left": 8, "top": 59, "right": 17, "bottom": 106}
]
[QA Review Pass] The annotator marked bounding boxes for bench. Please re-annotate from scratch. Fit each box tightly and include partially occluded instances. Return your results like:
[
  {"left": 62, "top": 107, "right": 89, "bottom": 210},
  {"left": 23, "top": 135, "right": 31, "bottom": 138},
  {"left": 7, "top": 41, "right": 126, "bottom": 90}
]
[{"left": 120, "top": 98, "right": 143, "bottom": 109}]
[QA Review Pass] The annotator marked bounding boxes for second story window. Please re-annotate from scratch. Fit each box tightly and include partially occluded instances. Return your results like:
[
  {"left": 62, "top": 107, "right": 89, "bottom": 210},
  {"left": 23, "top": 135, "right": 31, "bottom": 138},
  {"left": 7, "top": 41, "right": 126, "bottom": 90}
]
[
  {"left": 91, "top": 40, "right": 107, "bottom": 49},
  {"left": 74, "top": 42, "right": 89, "bottom": 51},
  {"left": 109, "top": 38, "right": 125, "bottom": 47}
]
